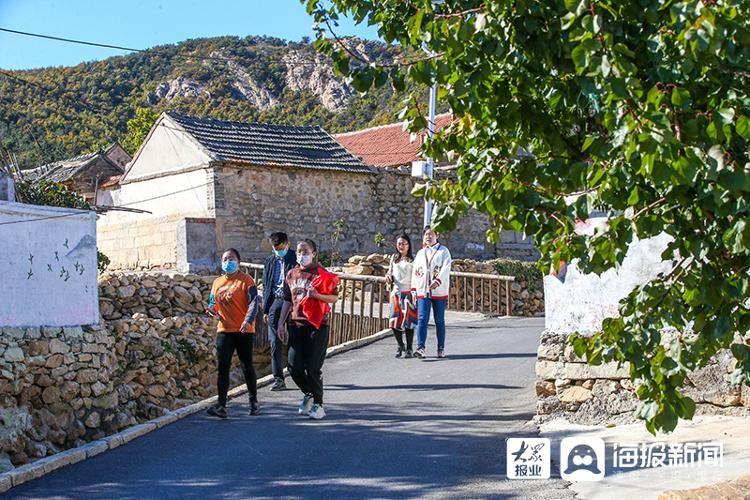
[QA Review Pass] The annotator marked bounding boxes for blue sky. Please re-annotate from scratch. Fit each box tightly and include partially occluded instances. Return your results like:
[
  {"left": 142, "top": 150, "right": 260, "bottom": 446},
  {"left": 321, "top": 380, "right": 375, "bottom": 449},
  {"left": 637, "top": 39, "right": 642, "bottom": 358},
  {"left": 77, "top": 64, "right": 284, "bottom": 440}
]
[{"left": 0, "top": 0, "right": 380, "bottom": 70}]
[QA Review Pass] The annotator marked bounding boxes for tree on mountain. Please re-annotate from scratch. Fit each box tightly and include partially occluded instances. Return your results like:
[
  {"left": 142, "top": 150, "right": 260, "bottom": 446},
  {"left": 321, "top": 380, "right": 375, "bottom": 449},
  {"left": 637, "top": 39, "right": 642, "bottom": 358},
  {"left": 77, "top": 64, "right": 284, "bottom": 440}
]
[
  {"left": 122, "top": 107, "right": 160, "bottom": 155},
  {"left": 304, "top": 0, "right": 750, "bottom": 433}
]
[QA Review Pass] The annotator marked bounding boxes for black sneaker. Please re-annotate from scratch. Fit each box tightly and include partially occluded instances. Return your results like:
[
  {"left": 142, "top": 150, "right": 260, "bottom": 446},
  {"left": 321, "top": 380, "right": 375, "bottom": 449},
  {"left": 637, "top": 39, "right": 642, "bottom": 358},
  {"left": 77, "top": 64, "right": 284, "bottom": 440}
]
[
  {"left": 207, "top": 404, "right": 227, "bottom": 419},
  {"left": 250, "top": 401, "right": 260, "bottom": 415},
  {"left": 404, "top": 349, "right": 413, "bottom": 358},
  {"left": 395, "top": 347, "right": 403, "bottom": 358},
  {"left": 270, "top": 379, "right": 286, "bottom": 391}
]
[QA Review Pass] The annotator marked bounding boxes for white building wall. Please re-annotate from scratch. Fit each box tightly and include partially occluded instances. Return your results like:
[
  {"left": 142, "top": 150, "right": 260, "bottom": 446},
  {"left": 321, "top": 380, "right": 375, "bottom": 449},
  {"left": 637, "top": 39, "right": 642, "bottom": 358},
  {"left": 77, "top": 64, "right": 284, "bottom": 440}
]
[
  {"left": 99, "top": 168, "right": 213, "bottom": 224},
  {"left": 124, "top": 116, "right": 211, "bottom": 181},
  {"left": 544, "top": 218, "right": 673, "bottom": 335},
  {"left": 0, "top": 201, "right": 98, "bottom": 327}
]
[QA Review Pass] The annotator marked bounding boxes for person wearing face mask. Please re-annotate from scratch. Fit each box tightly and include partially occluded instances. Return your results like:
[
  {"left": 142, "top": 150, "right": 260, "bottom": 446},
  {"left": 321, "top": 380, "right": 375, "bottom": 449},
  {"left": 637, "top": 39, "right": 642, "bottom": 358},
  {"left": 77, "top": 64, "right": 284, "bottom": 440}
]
[
  {"left": 276, "top": 239, "right": 338, "bottom": 420},
  {"left": 262, "top": 232, "right": 297, "bottom": 391},
  {"left": 205, "top": 248, "right": 260, "bottom": 418},
  {"left": 411, "top": 227, "right": 452, "bottom": 359}
]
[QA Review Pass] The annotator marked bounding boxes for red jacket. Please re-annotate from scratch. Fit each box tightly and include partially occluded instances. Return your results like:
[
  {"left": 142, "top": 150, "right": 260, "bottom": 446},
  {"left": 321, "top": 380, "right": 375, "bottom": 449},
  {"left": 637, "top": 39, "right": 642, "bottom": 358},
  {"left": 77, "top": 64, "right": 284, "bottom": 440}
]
[{"left": 300, "top": 267, "right": 339, "bottom": 329}]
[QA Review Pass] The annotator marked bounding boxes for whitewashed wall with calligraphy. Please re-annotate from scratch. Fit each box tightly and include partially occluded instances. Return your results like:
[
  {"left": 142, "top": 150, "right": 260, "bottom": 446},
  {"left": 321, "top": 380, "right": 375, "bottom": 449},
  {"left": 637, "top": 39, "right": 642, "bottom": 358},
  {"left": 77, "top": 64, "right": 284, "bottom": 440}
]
[{"left": 0, "top": 201, "right": 98, "bottom": 327}]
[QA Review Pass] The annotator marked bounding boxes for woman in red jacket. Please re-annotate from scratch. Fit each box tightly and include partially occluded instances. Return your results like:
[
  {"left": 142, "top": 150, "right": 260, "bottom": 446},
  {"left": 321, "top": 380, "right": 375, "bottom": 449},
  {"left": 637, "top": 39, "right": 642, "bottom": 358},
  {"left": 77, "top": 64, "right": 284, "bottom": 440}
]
[{"left": 277, "top": 239, "right": 338, "bottom": 420}]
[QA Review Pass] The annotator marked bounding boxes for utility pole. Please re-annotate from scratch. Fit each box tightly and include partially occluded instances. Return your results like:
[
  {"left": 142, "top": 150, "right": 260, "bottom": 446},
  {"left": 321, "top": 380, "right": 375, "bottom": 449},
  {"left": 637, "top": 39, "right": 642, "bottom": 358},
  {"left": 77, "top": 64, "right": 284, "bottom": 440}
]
[{"left": 423, "top": 81, "right": 437, "bottom": 228}]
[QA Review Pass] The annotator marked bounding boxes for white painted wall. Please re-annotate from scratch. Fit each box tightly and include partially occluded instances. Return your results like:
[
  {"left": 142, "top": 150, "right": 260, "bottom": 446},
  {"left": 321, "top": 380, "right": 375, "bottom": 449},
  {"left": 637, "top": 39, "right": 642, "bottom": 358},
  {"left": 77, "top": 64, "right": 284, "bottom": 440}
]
[
  {"left": 544, "top": 218, "right": 673, "bottom": 335},
  {"left": 98, "top": 168, "right": 213, "bottom": 224},
  {"left": 124, "top": 116, "right": 211, "bottom": 181},
  {"left": 0, "top": 201, "right": 98, "bottom": 327}
]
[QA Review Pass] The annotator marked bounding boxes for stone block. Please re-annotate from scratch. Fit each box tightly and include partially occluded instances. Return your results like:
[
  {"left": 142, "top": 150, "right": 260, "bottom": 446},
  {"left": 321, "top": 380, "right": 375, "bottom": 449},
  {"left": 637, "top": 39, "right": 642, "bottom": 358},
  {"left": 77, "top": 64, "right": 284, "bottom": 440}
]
[
  {"left": 9, "top": 461, "right": 46, "bottom": 488},
  {"left": 535, "top": 360, "right": 630, "bottom": 380},
  {"left": 535, "top": 380, "right": 556, "bottom": 397},
  {"left": 92, "top": 392, "right": 118, "bottom": 409},
  {"left": 62, "top": 327, "right": 84, "bottom": 339},
  {"left": 118, "top": 423, "right": 157, "bottom": 445},
  {"left": 0, "top": 474, "right": 11, "bottom": 494},
  {"left": 49, "top": 339, "right": 70, "bottom": 354},
  {"left": 102, "top": 434, "right": 124, "bottom": 450},
  {"left": 4, "top": 347, "right": 24, "bottom": 362},
  {"left": 537, "top": 342, "right": 562, "bottom": 361},
  {"left": 84, "top": 440, "right": 109, "bottom": 458},
  {"left": 45, "top": 354, "right": 64, "bottom": 369},
  {"left": 558, "top": 386, "right": 593, "bottom": 403}
]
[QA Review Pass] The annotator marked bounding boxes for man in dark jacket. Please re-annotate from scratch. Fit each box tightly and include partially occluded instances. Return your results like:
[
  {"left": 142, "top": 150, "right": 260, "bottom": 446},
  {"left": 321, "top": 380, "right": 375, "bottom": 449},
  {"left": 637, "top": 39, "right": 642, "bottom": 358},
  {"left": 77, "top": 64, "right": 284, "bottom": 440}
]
[{"left": 263, "top": 232, "right": 297, "bottom": 390}]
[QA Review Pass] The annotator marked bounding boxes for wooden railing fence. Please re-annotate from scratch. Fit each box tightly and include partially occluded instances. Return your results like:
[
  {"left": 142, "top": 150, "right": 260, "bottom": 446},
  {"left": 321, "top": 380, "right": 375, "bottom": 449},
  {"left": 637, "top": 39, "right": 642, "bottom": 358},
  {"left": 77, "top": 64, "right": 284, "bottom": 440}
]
[{"left": 240, "top": 262, "right": 515, "bottom": 349}]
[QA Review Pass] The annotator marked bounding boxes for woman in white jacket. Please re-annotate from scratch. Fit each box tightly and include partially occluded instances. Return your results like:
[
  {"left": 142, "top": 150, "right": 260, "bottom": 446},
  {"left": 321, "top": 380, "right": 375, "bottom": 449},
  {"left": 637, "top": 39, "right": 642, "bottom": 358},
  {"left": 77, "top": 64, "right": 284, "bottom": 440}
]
[
  {"left": 385, "top": 233, "right": 417, "bottom": 358},
  {"left": 411, "top": 227, "right": 452, "bottom": 358}
]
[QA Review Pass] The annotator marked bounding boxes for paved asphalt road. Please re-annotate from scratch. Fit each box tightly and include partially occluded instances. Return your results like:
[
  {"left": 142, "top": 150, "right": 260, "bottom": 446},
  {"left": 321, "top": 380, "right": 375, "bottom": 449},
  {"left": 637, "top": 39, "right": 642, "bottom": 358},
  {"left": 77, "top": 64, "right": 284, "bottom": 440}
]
[{"left": 9, "top": 317, "right": 574, "bottom": 499}]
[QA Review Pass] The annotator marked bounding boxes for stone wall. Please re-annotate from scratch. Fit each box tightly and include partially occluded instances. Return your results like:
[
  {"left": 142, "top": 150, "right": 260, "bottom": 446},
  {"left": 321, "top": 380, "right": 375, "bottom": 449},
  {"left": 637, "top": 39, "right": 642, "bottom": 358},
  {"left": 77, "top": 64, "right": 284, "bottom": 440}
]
[
  {"left": 98, "top": 272, "right": 212, "bottom": 320},
  {"left": 0, "top": 318, "right": 264, "bottom": 470},
  {"left": 0, "top": 271, "right": 272, "bottom": 470},
  {"left": 340, "top": 254, "right": 544, "bottom": 317},
  {"left": 212, "top": 163, "right": 537, "bottom": 263},
  {"left": 535, "top": 333, "right": 750, "bottom": 425},
  {"left": 98, "top": 215, "right": 183, "bottom": 271}
]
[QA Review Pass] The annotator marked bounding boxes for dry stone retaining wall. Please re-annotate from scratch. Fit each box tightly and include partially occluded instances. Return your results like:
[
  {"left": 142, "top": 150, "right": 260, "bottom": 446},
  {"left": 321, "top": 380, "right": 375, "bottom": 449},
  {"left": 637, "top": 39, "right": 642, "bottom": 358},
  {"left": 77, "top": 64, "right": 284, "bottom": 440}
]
[
  {"left": 0, "top": 271, "right": 271, "bottom": 471},
  {"left": 535, "top": 332, "right": 750, "bottom": 425},
  {"left": 98, "top": 272, "right": 214, "bottom": 320}
]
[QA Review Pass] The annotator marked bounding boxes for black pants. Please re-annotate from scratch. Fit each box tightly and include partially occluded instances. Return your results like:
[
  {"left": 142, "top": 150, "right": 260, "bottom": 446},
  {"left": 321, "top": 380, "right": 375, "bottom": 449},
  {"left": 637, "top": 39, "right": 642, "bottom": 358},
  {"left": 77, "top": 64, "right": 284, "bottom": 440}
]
[
  {"left": 266, "top": 298, "right": 286, "bottom": 380},
  {"left": 393, "top": 328, "right": 414, "bottom": 350},
  {"left": 288, "top": 323, "right": 329, "bottom": 405},
  {"left": 216, "top": 332, "right": 257, "bottom": 407}
]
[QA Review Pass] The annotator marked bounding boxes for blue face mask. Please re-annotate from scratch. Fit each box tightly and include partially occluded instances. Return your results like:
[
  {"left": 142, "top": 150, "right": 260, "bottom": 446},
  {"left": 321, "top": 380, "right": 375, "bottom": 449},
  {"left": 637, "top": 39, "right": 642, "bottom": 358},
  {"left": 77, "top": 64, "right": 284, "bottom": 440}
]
[
  {"left": 274, "top": 248, "right": 288, "bottom": 258},
  {"left": 222, "top": 260, "right": 238, "bottom": 274}
]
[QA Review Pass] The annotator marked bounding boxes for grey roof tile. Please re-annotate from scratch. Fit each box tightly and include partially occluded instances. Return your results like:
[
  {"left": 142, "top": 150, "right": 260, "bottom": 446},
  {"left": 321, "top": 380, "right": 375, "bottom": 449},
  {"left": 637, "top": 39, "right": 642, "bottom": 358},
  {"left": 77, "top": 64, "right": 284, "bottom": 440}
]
[{"left": 165, "top": 111, "right": 372, "bottom": 173}]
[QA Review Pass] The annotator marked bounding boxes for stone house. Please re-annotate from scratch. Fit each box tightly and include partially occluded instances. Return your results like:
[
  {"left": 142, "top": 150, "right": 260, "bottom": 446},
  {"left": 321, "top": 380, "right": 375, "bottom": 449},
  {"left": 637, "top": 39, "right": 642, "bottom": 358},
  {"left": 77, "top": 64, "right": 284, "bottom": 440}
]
[
  {"left": 21, "top": 143, "right": 131, "bottom": 205},
  {"left": 97, "top": 111, "right": 534, "bottom": 272},
  {"left": 335, "top": 116, "right": 538, "bottom": 260}
]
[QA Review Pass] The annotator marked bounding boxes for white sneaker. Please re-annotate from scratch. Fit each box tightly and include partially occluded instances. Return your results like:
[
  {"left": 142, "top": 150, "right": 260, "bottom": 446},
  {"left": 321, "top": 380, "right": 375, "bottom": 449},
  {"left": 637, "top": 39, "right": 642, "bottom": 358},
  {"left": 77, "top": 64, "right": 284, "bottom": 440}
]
[
  {"left": 298, "top": 394, "right": 314, "bottom": 415},
  {"left": 308, "top": 404, "right": 326, "bottom": 420}
]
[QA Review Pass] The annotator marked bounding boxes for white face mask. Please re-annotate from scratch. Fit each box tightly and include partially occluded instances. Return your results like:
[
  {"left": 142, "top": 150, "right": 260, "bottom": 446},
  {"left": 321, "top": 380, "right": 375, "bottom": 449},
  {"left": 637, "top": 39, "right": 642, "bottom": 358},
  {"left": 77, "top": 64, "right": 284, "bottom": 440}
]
[{"left": 297, "top": 254, "right": 313, "bottom": 266}]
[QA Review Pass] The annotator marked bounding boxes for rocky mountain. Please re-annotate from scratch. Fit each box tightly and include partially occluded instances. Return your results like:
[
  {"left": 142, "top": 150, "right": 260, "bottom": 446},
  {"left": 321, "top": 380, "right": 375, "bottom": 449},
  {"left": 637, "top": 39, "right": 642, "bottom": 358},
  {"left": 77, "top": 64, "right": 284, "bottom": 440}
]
[{"left": 0, "top": 35, "right": 408, "bottom": 169}]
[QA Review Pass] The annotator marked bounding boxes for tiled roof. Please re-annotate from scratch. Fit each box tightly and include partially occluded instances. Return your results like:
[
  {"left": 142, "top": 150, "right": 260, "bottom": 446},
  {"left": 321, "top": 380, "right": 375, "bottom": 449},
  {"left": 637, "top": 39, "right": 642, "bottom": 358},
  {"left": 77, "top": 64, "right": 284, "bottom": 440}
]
[
  {"left": 22, "top": 150, "right": 123, "bottom": 183},
  {"left": 22, "top": 143, "right": 129, "bottom": 184},
  {"left": 334, "top": 114, "right": 453, "bottom": 168},
  {"left": 165, "top": 112, "right": 372, "bottom": 173}
]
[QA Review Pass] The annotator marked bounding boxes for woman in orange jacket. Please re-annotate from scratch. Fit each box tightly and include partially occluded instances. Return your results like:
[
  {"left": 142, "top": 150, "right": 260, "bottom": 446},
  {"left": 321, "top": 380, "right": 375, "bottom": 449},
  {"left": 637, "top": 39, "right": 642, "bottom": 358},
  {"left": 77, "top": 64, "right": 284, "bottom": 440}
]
[{"left": 205, "top": 248, "right": 260, "bottom": 418}]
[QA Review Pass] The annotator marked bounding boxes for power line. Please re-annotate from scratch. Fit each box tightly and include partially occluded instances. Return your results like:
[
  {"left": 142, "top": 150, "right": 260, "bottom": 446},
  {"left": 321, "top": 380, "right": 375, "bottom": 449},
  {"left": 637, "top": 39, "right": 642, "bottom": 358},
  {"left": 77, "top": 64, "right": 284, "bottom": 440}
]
[
  {"left": 0, "top": 210, "right": 85, "bottom": 226},
  {"left": 1, "top": 170, "right": 241, "bottom": 226},
  {"left": 0, "top": 26, "right": 345, "bottom": 67},
  {"left": 0, "top": 27, "right": 149, "bottom": 53},
  {"left": 116, "top": 171, "right": 240, "bottom": 208}
]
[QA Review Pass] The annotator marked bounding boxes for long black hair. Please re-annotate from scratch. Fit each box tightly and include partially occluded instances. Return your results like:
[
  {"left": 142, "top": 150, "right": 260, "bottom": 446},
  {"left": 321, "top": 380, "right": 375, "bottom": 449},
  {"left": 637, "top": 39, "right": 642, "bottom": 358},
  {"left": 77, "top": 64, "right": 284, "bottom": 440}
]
[
  {"left": 225, "top": 248, "right": 241, "bottom": 261},
  {"left": 393, "top": 232, "right": 413, "bottom": 263}
]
